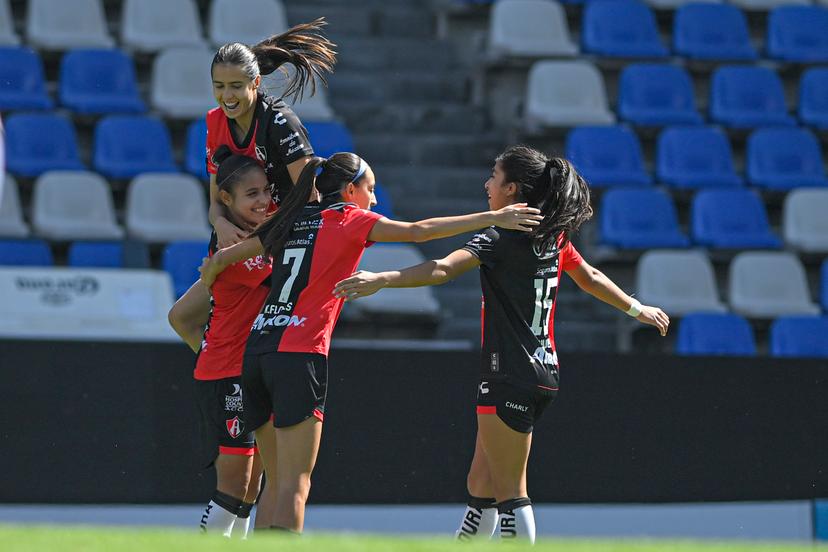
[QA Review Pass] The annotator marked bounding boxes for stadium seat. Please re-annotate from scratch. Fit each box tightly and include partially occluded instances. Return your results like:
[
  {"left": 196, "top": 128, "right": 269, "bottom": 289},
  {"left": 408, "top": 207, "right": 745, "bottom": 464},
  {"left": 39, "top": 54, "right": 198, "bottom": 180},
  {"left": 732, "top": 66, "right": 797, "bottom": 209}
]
[
  {"left": 770, "top": 316, "right": 828, "bottom": 358},
  {"left": 59, "top": 49, "right": 146, "bottom": 114},
  {"left": 163, "top": 241, "right": 211, "bottom": 298},
  {"left": 0, "top": 0, "right": 20, "bottom": 45},
  {"left": 746, "top": 127, "right": 828, "bottom": 191},
  {"left": 126, "top": 173, "right": 211, "bottom": 243},
  {"left": 208, "top": 0, "right": 288, "bottom": 48},
  {"left": 799, "top": 68, "right": 828, "bottom": 130},
  {"left": 729, "top": 0, "right": 809, "bottom": 9},
  {"left": 617, "top": 64, "right": 703, "bottom": 126},
  {"left": 783, "top": 189, "right": 828, "bottom": 253},
  {"left": 4, "top": 113, "right": 84, "bottom": 177},
  {"left": 599, "top": 189, "right": 690, "bottom": 249},
  {"left": 709, "top": 66, "right": 795, "bottom": 128},
  {"left": 581, "top": 0, "right": 668, "bottom": 58},
  {"left": 262, "top": 68, "right": 337, "bottom": 122},
  {"left": 185, "top": 119, "right": 209, "bottom": 180},
  {"left": 0, "top": 175, "right": 30, "bottom": 238},
  {"left": 673, "top": 4, "right": 758, "bottom": 61},
  {"left": 0, "top": 239, "right": 53, "bottom": 266},
  {"left": 31, "top": 171, "right": 124, "bottom": 241},
  {"left": 93, "top": 116, "right": 178, "bottom": 179},
  {"left": 691, "top": 190, "right": 781, "bottom": 249},
  {"left": 151, "top": 47, "right": 217, "bottom": 119},
  {"left": 565, "top": 126, "right": 652, "bottom": 188},
  {"left": 656, "top": 126, "right": 743, "bottom": 189},
  {"left": 486, "top": 0, "right": 578, "bottom": 59},
  {"left": 0, "top": 47, "right": 53, "bottom": 110},
  {"left": 728, "top": 252, "right": 820, "bottom": 318},
  {"left": 121, "top": 0, "right": 206, "bottom": 53},
  {"left": 767, "top": 6, "right": 828, "bottom": 62},
  {"left": 644, "top": 0, "right": 721, "bottom": 9},
  {"left": 524, "top": 61, "right": 615, "bottom": 131},
  {"left": 304, "top": 121, "right": 356, "bottom": 158},
  {"left": 26, "top": 0, "right": 114, "bottom": 49},
  {"left": 676, "top": 313, "right": 757, "bottom": 357},
  {"left": 68, "top": 241, "right": 124, "bottom": 268},
  {"left": 822, "top": 260, "right": 828, "bottom": 313},
  {"left": 636, "top": 250, "right": 727, "bottom": 315}
]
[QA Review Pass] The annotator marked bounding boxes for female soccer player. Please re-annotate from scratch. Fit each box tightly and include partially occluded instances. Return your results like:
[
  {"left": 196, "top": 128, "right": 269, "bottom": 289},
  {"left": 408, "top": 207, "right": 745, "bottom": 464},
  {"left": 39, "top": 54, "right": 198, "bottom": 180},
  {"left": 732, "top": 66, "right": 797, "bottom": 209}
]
[
  {"left": 198, "top": 152, "right": 543, "bottom": 533},
  {"left": 168, "top": 17, "right": 336, "bottom": 349},
  {"left": 333, "top": 146, "right": 670, "bottom": 543}
]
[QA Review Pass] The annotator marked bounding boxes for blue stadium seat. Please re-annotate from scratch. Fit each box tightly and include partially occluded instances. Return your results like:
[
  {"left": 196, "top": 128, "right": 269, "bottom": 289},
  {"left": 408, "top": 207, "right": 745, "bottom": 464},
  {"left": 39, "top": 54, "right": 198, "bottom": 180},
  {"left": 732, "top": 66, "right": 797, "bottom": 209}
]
[
  {"left": 581, "top": 0, "right": 668, "bottom": 58},
  {"left": 746, "top": 127, "right": 828, "bottom": 191},
  {"left": 4, "top": 113, "right": 84, "bottom": 177},
  {"left": 59, "top": 49, "right": 146, "bottom": 114},
  {"left": 822, "top": 260, "right": 828, "bottom": 313},
  {"left": 163, "top": 240, "right": 210, "bottom": 298},
  {"left": 68, "top": 241, "right": 124, "bottom": 268},
  {"left": 0, "top": 47, "right": 53, "bottom": 110},
  {"left": 767, "top": 6, "right": 828, "bottom": 63},
  {"left": 93, "top": 116, "right": 178, "bottom": 179},
  {"left": 0, "top": 239, "right": 53, "bottom": 266},
  {"left": 656, "top": 126, "right": 742, "bottom": 190},
  {"left": 673, "top": 4, "right": 757, "bottom": 61},
  {"left": 372, "top": 182, "right": 396, "bottom": 219},
  {"left": 565, "top": 126, "right": 652, "bottom": 188},
  {"left": 691, "top": 190, "right": 782, "bottom": 250},
  {"left": 799, "top": 68, "right": 828, "bottom": 130},
  {"left": 770, "top": 316, "right": 828, "bottom": 359},
  {"left": 618, "top": 64, "right": 702, "bottom": 126},
  {"left": 185, "top": 119, "right": 208, "bottom": 180},
  {"left": 304, "top": 121, "right": 355, "bottom": 159},
  {"left": 676, "top": 313, "right": 757, "bottom": 357},
  {"left": 710, "top": 66, "right": 795, "bottom": 128},
  {"left": 599, "top": 189, "right": 689, "bottom": 249}
]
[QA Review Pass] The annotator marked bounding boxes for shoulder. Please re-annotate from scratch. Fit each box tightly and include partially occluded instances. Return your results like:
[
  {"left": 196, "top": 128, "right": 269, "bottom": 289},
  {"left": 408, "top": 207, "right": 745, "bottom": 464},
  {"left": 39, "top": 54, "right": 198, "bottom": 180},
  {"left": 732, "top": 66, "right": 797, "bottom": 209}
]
[
  {"left": 469, "top": 227, "right": 502, "bottom": 245},
  {"left": 206, "top": 107, "right": 224, "bottom": 126}
]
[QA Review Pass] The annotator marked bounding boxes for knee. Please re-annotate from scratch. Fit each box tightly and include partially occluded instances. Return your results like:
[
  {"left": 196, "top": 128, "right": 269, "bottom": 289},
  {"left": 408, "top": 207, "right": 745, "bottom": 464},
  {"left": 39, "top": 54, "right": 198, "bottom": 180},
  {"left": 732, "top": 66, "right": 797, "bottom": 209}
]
[
  {"left": 467, "top": 471, "right": 490, "bottom": 497},
  {"left": 279, "top": 473, "right": 312, "bottom": 501}
]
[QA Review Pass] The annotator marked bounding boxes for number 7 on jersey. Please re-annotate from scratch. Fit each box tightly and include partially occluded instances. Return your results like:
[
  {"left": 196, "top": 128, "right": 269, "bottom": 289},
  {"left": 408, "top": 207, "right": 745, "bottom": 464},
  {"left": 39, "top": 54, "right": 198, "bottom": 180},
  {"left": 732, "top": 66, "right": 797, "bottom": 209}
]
[{"left": 278, "top": 248, "right": 306, "bottom": 303}]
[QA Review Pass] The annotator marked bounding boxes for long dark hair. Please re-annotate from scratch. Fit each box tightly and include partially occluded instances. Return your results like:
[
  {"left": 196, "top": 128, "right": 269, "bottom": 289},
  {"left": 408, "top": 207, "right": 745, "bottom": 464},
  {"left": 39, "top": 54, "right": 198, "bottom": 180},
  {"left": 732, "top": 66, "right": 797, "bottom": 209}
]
[
  {"left": 252, "top": 152, "right": 367, "bottom": 257},
  {"left": 213, "top": 146, "right": 263, "bottom": 194},
  {"left": 211, "top": 17, "right": 337, "bottom": 102},
  {"left": 496, "top": 145, "right": 593, "bottom": 254}
]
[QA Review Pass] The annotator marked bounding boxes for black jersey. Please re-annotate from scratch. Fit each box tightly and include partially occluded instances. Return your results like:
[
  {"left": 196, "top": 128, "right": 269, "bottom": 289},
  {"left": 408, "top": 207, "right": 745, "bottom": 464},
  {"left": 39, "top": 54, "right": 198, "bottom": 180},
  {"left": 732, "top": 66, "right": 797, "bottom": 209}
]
[{"left": 463, "top": 228, "right": 584, "bottom": 391}]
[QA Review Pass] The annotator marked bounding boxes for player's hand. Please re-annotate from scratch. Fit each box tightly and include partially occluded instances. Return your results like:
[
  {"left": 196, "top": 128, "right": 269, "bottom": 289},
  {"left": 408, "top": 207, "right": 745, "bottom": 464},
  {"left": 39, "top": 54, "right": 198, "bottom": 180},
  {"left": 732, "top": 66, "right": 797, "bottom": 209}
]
[
  {"left": 491, "top": 203, "right": 543, "bottom": 232},
  {"left": 215, "top": 217, "right": 247, "bottom": 249},
  {"left": 333, "top": 270, "right": 386, "bottom": 301},
  {"left": 637, "top": 306, "right": 670, "bottom": 337},
  {"left": 198, "top": 256, "right": 219, "bottom": 289}
]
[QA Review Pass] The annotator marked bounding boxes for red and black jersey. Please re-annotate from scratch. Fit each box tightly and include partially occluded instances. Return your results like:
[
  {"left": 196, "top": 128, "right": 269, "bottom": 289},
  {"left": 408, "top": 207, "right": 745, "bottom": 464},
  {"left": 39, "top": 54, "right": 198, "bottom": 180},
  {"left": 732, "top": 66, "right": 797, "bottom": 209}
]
[
  {"left": 205, "top": 92, "right": 314, "bottom": 204},
  {"left": 195, "top": 233, "right": 273, "bottom": 381},
  {"left": 463, "top": 229, "right": 583, "bottom": 391},
  {"left": 245, "top": 201, "right": 383, "bottom": 357}
]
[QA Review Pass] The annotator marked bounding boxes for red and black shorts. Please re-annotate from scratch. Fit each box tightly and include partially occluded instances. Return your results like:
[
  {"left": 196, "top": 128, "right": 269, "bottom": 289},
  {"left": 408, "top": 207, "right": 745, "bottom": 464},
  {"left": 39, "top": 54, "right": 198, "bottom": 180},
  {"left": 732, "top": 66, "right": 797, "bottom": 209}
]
[
  {"left": 476, "top": 379, "right": 557, "bottom": 434},
  {"left": 242, "top": 351, "right": 327, "bottom": 430},
  {"left": 195, "top": 376, "right": 256, "bottom": 468}
]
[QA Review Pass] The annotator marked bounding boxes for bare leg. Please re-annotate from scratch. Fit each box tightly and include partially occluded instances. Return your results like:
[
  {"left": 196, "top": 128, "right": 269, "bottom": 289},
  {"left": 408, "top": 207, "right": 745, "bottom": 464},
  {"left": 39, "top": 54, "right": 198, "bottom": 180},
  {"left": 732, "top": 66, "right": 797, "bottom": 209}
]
[
  {"left": 272, "top": 417, "right": 323, "bottom": 532},
  {"left": 477, "top": 413, "right": 531, "bottom": 502},
  {"left": 253, "top": 423, "right": 278, "bottom": 529},
  {"left": 168, "top": 280, "right": 211, "bottom": 352},
  {"left": 466, "top": 429, "right": 495, "bottom": 498}
]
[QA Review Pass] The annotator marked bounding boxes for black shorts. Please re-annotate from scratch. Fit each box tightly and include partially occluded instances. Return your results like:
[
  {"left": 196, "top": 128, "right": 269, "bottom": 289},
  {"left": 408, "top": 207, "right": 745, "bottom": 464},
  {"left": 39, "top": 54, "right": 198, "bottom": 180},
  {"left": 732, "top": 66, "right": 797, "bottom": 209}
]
[
  {"left": 242, "top": 352, "right": 327, "bottom": 429},
  {"left": 476, "top": 380, "right": 556, "bottom": 433},
  {"left": 195, "top": 376, "right": 256, "bottom": 468}
]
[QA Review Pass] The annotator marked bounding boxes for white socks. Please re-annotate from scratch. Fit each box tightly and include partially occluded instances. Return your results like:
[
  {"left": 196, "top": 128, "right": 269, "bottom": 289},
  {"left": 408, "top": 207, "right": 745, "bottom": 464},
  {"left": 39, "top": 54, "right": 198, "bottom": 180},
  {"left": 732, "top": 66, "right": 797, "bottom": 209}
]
[
  {"left": 199, "top": 490, "right": 242, "bottom": 537},
  {"left": 497, "top": 497, "right": 536, "bottom": 544},
  {"left": 456, "top": 496, "right": 498, "bottom": 541},
  {"left": 231, "top": 502, "right": 254, "bottom": 539}
]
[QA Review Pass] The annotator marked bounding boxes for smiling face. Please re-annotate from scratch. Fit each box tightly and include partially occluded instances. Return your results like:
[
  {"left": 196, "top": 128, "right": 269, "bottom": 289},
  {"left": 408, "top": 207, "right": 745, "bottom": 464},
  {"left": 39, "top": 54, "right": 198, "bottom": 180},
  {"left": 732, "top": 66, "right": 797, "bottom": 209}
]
[
  {"left": 212, "top": 63, "right": 260, "bottom": 121},
  {"left": 342, "top": 166, "right": 377, "bottom": 210},
  {"left": 485, "top": 160, "right": 518, "bottom": 211},
  {"left": 220, "top": 168, "right": 271, "bottom": 230}
]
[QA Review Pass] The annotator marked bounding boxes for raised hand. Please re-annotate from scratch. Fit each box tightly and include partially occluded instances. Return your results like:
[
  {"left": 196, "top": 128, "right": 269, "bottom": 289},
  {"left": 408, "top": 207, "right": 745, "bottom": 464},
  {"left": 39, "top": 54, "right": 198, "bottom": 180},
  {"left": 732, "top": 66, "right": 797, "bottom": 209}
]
[
  {"left": 491, "top": 203, "right": 543, "bottom": 232},
  {"left": 333, "top": 270, "right": 385, "bottom": 301}
]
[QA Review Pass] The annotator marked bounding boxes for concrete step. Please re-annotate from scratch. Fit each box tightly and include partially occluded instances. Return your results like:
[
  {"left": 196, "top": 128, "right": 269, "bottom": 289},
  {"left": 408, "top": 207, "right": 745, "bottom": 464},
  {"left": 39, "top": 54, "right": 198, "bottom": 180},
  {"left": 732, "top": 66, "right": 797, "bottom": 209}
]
[
  {"left": 329, "top": 71, "right": 469, "bottom": 103},
  {"left": 374, "top": 166, "right": 490, "bottom": 200},
  {"left": 286, "top": 5, "right": 436, "bottom": 39},
  {"left": 356, "top": 133, "right": 504, "bottom": 167},
  {"left": 333, "top": 102, "right": 489, "bottom": 134},
  {"left": 327, "top": 37, "right": 460, "bottom": 72}
]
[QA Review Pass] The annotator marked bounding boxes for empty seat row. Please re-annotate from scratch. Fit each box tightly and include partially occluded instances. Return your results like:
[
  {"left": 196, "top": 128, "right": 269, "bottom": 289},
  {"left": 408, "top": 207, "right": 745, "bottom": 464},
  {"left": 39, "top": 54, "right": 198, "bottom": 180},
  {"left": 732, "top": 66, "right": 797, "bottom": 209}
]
[
  {"left": 567, "top": 125, "right": 828, "bottom": 191},
  {"left": 525, "top": 62, "right": 828, "bottom": 132},
  {"left": 463, "top": 0, "right": 827, "bottom": 9},
  {"left": 488, "top": 0, "right": 828, "bottom": 63}
]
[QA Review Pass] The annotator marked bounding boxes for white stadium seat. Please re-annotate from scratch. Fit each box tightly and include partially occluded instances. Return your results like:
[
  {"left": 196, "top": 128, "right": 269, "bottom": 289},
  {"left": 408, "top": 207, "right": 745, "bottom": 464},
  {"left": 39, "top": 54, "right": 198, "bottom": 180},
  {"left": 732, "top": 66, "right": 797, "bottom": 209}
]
[
  {"left": 0, "top": 175, "right": 30, "bottom": 238},
  {"left": 783, "top": 189, "right": 828, "bottom": 254},
  {"left": 524, "top": 61, "right": 616, "bottom": 132},
  {"left": 32, "top": 171, "right": 123, "bottom": 241},
  {"left": 636, "top": 250, "right": 727, "bottom": 315},
  {"left": 0, "top": 0, "right": 20, "bottom": 45},
  {"left": 126, "top": 173, "right": 210, "bottom": 243},
  {"left": 728, "top": 0, "right": 808, "bottom": 9},
  {"left": 262, "top": 68, "right": 336, "bottom": 122},
  {"left": 728, "top": 252, "right": 820, "bottom": 318},
  {"left": 26, "top": 0, "right": 114, "bottom": 49},
  {"left": 488, "top": 0, "right": 578, "bottom": 59},
  {"left": 151, "top": 48, "right": 217, "bottom": 118},
  {"left": 121, "top": 0, "right": 207, "bottom": 53},
  {"left": 209, "top": 0, "right": 288, "bottom": 48}
]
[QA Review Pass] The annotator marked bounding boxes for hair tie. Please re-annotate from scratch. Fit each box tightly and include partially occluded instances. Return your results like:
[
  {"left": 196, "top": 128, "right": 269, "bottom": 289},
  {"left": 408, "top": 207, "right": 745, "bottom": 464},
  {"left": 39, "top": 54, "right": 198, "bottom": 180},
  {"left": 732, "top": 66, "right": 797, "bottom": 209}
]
[{"left": 351, "top": 158, "right": 368, "bottom": 183}]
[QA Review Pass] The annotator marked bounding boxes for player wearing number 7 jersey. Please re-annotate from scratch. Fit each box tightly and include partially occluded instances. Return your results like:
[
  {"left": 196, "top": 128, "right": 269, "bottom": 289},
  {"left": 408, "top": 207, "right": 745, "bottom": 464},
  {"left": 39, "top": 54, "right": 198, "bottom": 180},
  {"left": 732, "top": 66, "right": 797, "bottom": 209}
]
[
  {"left": 197, "top": 152, "right": 543, "bottom": 533},
  {"left": 333, "top": 146, "right": 670, "bottom": 543}
]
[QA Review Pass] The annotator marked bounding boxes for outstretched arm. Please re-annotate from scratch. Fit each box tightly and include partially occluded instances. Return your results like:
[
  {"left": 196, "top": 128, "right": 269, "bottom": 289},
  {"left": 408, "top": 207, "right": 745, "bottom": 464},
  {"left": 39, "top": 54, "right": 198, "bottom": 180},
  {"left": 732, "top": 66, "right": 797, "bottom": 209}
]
[
  {"left": 366, "top": 204, "right": 541, "bottom": 243},
  {"left": 333, "top": 249, "right": 481, "bottom": 301},
  {"left": 566, "top": 260, "right": 670, "bottom": 336},
  {"left": 198, "top": 236, "right": 265, "bottom": 288}
]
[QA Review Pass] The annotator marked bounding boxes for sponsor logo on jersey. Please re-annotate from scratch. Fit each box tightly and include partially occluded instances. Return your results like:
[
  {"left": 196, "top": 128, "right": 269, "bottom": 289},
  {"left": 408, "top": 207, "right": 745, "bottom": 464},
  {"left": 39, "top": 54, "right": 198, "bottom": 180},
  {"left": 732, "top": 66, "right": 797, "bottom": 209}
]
[
  {"left": 251, "top": 313, "right": 307, "bottom": 331},
  {"left": 532, "top": 346, "right": 558, "bottom": 367},
  {"left": 225, "top": 385, "right": 243, "bottom": 412},
  {"left": 505, "top": 401, "right": 529, "bottom": 412},
  {"left": 286, "top": 142, "right": 305, "bottom": 155},
  {"left": 255, "top": 145, "right": 267, "bottom": 163},
  {"left": 242, "top": 255, "right": 268, "bottom": 272},
  {"left": 472, "top": 232, "right": 493, "bottom": 243},
  {"left": 274, "top": 112, "right": 287, "bottom": 125},
  {"left": 490, "top": 352, "right": 499, "bottom": 372},
  {"left": 280, "top": 131, "right": 300, "bottom": 145},
  {"left": 226, "top": 416, "right": 243, "bottom": 438},
  {"left": 479, "top": 381, "right": 490, "bottom": 395}
]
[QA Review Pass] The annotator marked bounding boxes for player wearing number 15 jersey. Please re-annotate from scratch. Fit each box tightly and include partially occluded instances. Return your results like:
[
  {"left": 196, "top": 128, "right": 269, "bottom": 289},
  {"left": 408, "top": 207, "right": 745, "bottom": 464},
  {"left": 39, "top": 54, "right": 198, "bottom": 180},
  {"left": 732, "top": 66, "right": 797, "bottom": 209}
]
[{"left": 333, "top": 146, "right": 671, "bottom": 544}]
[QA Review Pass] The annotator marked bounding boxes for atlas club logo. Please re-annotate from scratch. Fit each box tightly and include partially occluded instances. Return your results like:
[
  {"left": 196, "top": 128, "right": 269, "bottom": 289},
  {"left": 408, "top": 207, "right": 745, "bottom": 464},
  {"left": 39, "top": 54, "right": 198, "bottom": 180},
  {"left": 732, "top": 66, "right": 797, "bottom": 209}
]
[{"left": 226, "top": 416, "right": 243, "bottom": 439}]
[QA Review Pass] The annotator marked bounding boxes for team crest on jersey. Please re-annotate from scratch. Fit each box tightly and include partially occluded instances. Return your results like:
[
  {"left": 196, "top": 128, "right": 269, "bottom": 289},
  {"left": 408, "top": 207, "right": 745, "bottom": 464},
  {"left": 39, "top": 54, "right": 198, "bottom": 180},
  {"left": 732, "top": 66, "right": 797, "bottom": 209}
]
[{"left": 226, "top": 416, "right": 244, "bottom": 438}]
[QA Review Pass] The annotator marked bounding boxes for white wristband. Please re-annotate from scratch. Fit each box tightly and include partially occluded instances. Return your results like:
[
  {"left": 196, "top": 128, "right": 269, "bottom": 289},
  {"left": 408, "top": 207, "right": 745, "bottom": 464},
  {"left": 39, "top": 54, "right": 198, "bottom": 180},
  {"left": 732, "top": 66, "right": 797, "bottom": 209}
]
[{"left": 625, "top": 300, "right": 642, "bottom": 317}]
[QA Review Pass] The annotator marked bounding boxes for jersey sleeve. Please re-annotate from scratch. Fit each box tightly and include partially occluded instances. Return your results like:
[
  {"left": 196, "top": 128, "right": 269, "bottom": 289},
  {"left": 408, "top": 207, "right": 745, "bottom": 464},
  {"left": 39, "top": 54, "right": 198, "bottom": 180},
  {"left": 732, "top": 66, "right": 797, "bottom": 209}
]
[
  {"left": 462, "top": 227, "right": 501, "bottom": 269},
  {"left": 559, "top": 240, "right": 584, "bottom": 272},
  {"left": 267, "top": 104, "right": 314, "bottom": 165},
  {"left": 344, "top": 208, "right": 384, "bottom": 247},
  {"left": 205, "top": 111, "right": 220, "bottom": 175}
]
